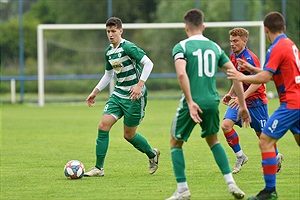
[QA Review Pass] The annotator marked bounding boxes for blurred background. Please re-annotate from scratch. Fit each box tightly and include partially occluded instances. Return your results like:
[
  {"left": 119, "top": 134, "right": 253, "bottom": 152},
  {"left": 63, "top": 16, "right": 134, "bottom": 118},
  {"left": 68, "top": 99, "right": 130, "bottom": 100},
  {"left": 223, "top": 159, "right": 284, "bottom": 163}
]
[{"left": 1, "top": 0, "right": 299, "bottom": 104}]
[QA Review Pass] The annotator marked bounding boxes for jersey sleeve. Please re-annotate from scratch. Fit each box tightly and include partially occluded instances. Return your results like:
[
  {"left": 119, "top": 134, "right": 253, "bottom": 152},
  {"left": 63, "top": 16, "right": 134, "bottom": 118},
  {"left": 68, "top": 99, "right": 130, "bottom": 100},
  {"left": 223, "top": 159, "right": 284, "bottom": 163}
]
[
  {"left": 123, "top": 41, "right": 146, "bottom": 63},
  {"left": 172, "top": 43, "right": 185, "bottom": 61},
  {"left": 104, "top": 47, "right": 113, "bottom": 70},
  {"left": 218, "top": 50, "right": 230, "bottom": 67},
  {"left": 264, "top": 46, "right": 282, "bottom": 74}
]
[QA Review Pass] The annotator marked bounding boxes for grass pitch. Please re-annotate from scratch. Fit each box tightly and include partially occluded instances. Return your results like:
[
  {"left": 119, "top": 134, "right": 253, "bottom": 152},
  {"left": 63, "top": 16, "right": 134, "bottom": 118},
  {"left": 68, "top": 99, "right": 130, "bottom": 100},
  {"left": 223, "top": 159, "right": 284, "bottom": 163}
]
[{"left": 1, "top": 98, "right": 299, "bottom": 200}]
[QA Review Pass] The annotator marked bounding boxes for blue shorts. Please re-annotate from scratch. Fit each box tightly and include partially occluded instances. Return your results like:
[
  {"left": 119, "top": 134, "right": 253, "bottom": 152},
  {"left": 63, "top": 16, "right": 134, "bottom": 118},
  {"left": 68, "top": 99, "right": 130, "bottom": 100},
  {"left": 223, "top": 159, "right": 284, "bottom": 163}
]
[
  {"left": 224, "top": 104, "right": 268, "bottom": 132},
  {"left": 263, "top": 103, "right": 300, "bottom": 139}
]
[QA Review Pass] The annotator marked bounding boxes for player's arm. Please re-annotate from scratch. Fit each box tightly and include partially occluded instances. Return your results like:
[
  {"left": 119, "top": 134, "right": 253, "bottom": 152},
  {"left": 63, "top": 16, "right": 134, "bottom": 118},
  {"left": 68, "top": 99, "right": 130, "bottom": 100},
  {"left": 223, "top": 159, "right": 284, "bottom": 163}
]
[
  {"left": 130, "top": 55, "right": 153, "bottom": 100},
  {"left": 222, "top": 61, "right": 251, "bottom": 126},
  {"left": 227, "top": 69, "right": 273, "bottom": 84},
  {"left": 229, "top": 83, "right": 261, "bottom": 109},
  {"left": 244, "top": 83, "right": 261, "bottom": 98},
  {"left": 222, "top": 85, "right": 234, "bottom": 105},
  {"left": 175, "top": 58, "right": 202, "bottom": 123},
  {"left": 86, "top": 69, "right": 114, "bottom": 106}
]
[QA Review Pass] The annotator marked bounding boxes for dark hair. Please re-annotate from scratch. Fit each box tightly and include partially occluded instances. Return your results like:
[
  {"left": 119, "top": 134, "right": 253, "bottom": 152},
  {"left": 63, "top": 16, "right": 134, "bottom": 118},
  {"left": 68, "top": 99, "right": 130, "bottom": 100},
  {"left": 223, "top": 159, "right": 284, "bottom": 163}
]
[
  {"left": 264, "top": 12, "right": 285, "bottom": 33},
  {"left": 184, "top": 9, "right": 204, "bottom": 28},
  {"left": 106, "top": 17, "right": 122, "bottom": 28}
]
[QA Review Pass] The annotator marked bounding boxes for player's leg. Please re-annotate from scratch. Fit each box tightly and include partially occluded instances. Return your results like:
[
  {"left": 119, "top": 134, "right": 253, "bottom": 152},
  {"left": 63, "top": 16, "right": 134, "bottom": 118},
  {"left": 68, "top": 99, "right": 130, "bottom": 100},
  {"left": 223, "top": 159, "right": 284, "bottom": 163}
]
[
  {"left": 166, "top": 106, "right": 194, "bottom": 200},
  {"left": 205, "top": 134, "right": 244, "bottom": 199},
  {"left": 247, "top": 133, "right": 279, "bottom": 200},
  {"left": 203, "top": 106, "right": 244, "bottom": 199},
  {"left": 124, "top": 124, "right": 159, "bottom": 174},
  {"left": 84, "top": 114, "right": 117, "bottom": 177},
  {"left": 251, "top": 104, "right": 283, "bottom": 173},
  {"left": 247, "top": 104, "right": 299, "bottom": 200},
  {"left": 123, "top": 96, "right": 159, "bottom": 174},
  {"left": 166, "top": 136, "right": 191, "bottom": 200},
  {"left": 85, "top": 95, "right": 121, "bottom": 177},
  {"left": 222, "top": 108, "right": 248, "bottom": 174}
]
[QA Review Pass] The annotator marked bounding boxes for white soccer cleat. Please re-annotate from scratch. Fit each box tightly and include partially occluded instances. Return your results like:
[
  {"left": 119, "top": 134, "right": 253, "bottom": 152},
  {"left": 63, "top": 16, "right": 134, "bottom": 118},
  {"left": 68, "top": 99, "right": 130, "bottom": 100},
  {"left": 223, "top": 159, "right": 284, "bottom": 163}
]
[
  {"left": 276, "top": 153, "right": 284, "bottom": 173},
  {"left": 149, "top": 148, "right": 160, "bottom": 174},
  {"left": 232, "top": 153, "right": 248, "bottom": 174},
  {"left": 165, "top": 189, "right": 191, "bottom": 200},
  {"left": 84, "top": 167, "right": 104, "bottom": 177},
  {"left": 228, "top": 183, "right": 245, "bottom": 199}
]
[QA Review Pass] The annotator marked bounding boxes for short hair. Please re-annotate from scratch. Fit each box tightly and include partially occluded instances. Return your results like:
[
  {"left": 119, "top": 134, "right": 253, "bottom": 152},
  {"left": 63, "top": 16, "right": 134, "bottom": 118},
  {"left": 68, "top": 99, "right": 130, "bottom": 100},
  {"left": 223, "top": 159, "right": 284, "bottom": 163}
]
[
  {"left": 106, "top": 17, "right": 122, "bottom": 29},
  {"left": 264, "top": 12, "right": 285, "bottom": 33},
  {"left": 229, "top": 28, "right": 249, "bottom": 39},
  {"left": 184, "top": 9, "right": 204, "bottom": 28}
]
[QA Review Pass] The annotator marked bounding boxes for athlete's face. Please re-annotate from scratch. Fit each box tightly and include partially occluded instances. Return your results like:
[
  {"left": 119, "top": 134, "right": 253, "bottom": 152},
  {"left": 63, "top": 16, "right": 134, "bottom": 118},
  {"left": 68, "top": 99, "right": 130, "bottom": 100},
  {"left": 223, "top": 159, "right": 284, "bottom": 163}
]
[
  {"left": 230, "top": 35, "right": 247, "bottom": 55},
  {"left": 106, "top": 26, "right": 123, "bottom": 47}
]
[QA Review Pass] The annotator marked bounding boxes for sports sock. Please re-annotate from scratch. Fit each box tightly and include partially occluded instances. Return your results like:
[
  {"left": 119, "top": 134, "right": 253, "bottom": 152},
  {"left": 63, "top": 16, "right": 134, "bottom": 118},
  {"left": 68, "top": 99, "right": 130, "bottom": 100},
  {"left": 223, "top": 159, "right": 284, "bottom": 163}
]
[
  {"left": 171, "top": 147, "right": 186, "bottom": 183},
  {"left": 224, "top": 173, "right": 235, "bottom": 185},
  {"left": 177, "top": 182, "right": 189, "bottom": 193},
  {"left": 225, "top": 129, "right": 241, "bottom": 154},
  {"left": 127, "top": 132, "right": 156, "bottom": 158},
  {"left": 210, "top": 142, "right": 231, "bottom": 175},
  {"left": 262, "top": 152, "right": 277, "bottom": 191},
  {"left": 95, "top": 129, "right": 109, "bottom": 169}
]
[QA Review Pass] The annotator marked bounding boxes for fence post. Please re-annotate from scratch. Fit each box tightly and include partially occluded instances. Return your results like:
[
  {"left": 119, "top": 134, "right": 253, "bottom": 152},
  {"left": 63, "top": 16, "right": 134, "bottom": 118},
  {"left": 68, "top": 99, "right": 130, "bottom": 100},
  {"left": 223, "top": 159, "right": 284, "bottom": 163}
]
[{"left": 11, "top": 79, "right": 16, "bottom": 104}]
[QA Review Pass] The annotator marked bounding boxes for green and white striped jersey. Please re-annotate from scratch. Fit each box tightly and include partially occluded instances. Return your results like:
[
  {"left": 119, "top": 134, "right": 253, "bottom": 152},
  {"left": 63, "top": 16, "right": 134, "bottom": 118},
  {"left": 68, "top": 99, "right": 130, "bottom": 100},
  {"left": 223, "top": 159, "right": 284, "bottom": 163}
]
[
  {"left": 172, "top": 34, "right": 230, "bottom": 106},
  {"left": 105, "top": 39, "right": 146, "bottom": 99}
]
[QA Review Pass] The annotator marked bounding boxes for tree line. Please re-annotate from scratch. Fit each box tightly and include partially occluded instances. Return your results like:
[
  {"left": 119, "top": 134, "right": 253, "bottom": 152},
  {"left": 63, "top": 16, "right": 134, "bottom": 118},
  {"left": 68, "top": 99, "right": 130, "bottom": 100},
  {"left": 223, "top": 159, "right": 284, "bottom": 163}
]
[{"left": 1, "top": 0, "right": 299, "bottom": 73}]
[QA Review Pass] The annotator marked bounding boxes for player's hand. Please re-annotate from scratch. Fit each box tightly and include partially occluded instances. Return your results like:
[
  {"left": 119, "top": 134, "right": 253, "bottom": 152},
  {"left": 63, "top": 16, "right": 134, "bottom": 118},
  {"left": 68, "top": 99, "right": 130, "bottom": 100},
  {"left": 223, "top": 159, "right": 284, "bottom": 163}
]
[
  {"left": 229, "top": 97, "right": 239, "bottom": 110},
  {"left": 227, "top": 69, "right": 245, "bottom": 81},
  {"left": 130, "top": 85, "right": 142, "bottom": 101},
  {"left": 188, "top": 101, "right": 203, "bottom": 123},
  {"left": 221, "top": 94, "right": 232, "bottom": 105},
  {"left": 237, "top": 58, "right": 255, "bottom": 73},
  {"left": 86, "top": 93, "right": 96, "bottom": 107},
  {"left": 237, "top": 107, "right": 251, "bottom": 127}
]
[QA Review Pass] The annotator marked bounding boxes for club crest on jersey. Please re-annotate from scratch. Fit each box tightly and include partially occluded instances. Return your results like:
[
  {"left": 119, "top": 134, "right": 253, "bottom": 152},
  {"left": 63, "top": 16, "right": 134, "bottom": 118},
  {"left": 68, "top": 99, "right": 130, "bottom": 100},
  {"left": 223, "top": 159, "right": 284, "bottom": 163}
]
[{"left": 112, "top": 61, "right": 122, "bottom": 73}]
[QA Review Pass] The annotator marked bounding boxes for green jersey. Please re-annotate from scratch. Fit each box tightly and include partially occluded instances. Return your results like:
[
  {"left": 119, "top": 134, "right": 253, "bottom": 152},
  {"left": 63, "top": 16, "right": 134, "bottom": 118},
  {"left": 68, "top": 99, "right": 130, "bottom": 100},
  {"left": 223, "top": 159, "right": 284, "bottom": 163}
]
[
  {"left": 105, "top": 39, "right": 146, "bottom": 99},
  {"left": 172, "top": 34, "right": 229, "bottom": 106}
]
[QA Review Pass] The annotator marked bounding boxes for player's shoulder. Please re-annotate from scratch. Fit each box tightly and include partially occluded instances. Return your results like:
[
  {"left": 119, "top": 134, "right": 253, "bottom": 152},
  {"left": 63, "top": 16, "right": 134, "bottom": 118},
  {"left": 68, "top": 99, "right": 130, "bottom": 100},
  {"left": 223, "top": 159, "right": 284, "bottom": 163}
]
[
  {"left": 105, "top": 45, "right": 113, "bottom": 55},
  {"left": 121, "top": 39, "right": 136, "bottom": 48},
  {"left": 243, "top": 48, "right": 259, "bottom": 62}
]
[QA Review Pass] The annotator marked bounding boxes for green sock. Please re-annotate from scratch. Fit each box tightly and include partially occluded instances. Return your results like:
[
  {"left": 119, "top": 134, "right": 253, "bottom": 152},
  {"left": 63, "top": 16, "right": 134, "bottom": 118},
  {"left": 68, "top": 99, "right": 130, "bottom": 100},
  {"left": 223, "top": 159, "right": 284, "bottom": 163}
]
[
  {"left": 127, "top": 132, "right": 156, "bottom": 158},
  {"left": 171, "top": 147, "right": 186, "bottom": 183},
  {"left": 210, "top": 142, "right": 231, "bottom": 175},
  {"left": 95, "top": 130, "right": 109, "bottom": 169}
]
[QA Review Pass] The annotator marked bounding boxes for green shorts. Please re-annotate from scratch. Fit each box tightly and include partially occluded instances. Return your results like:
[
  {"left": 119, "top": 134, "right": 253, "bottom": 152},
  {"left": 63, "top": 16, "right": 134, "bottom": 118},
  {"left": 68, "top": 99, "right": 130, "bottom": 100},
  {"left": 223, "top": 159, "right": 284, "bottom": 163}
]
[
  {"left": 171, "top": 100, "right": 220, "bottom": 141},
  {"left": 102, "top": 92, "right": 147, "bottom": 127}
]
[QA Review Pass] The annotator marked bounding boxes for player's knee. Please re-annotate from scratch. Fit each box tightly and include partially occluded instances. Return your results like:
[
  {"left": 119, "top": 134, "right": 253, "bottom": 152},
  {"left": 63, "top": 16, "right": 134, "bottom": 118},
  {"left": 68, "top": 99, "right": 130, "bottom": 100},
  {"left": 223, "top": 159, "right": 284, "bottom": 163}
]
[
  {"left": 221, "top": 121, "right": 231, "bottom": 133},
  {"left": 98, "top": 122, "right": 110, "bottom": 131}
]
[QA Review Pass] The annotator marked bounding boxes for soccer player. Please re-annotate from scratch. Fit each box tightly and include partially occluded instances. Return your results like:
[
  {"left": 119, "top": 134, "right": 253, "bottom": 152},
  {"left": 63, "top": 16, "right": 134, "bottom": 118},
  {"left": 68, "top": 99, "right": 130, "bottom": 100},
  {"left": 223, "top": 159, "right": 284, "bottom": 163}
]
[
  {"left": 166, "top": 9, "right": 251, "bottom": 200},
  {"left": 222, "top": 28, "right": 283, "bottom": 174},
  {"left": 227, "top": 12, "right": 300, "bottom": 200},
  {"left": 84, "top": 17, "right": 160, "bottom": 177}
]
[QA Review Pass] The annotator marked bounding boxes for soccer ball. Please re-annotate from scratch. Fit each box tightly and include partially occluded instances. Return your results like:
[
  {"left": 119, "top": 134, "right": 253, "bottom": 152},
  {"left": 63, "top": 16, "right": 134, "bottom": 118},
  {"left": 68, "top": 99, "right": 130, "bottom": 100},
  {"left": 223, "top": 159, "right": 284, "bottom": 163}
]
[{"left": 64, "top": 160, "right": 85, "bottom": 179}]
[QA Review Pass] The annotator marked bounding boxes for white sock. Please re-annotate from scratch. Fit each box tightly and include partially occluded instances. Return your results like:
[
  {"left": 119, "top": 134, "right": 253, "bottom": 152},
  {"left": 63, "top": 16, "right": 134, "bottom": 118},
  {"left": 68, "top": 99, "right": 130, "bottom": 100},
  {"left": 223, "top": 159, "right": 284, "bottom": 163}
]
[
  {"left": 177, "top": 182, "right": 188, "bottom": 192},
  {"left": 236, "top": 150, "right": 243, "bottom": 157},
  {"left": 224, "top": 173, "right": 235, "bottom": 185}
]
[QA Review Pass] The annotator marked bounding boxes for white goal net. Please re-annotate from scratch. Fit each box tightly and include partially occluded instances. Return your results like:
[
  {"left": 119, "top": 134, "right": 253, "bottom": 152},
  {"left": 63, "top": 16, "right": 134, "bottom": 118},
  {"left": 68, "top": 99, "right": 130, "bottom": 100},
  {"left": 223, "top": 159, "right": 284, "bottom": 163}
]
[{"left": 37, "top": 21, "right": 265, "bottom": 107}]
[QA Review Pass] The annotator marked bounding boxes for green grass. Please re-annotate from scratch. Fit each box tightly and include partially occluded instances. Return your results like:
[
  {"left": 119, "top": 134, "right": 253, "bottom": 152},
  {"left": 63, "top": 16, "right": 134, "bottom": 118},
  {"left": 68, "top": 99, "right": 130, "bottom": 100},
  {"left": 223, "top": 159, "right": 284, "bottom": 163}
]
[{"left": 1, "top": 98, "right": 299, "bottom": 200}]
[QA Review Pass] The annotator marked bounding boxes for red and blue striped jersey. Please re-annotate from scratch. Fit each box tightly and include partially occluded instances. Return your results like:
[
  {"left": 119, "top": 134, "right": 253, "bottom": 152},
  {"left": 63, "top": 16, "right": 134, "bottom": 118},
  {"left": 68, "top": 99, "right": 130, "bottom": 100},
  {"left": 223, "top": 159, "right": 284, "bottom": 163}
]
[
  {"left": 264, "top": 34, "right": 300, "bottom": 109},
  {"left": 230, "top": 47, "right": 268, "bottom": 107}
]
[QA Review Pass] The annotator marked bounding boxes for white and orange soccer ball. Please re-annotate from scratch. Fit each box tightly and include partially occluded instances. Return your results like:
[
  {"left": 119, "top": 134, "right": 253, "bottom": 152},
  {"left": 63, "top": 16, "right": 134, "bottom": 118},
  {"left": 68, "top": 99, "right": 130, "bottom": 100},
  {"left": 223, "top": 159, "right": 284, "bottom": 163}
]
[{"left": 64, "top": 160, "right": 85, "bottom": 179}]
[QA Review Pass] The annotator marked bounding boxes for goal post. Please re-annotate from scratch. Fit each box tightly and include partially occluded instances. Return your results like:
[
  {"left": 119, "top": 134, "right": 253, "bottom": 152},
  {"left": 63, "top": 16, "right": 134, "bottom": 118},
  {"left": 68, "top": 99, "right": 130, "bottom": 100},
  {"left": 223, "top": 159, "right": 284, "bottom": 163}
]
[{"left": 37, "top": 21, "right": 265, "bottom": 107}]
